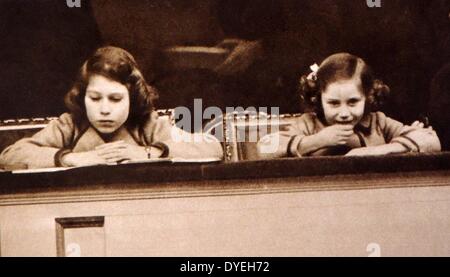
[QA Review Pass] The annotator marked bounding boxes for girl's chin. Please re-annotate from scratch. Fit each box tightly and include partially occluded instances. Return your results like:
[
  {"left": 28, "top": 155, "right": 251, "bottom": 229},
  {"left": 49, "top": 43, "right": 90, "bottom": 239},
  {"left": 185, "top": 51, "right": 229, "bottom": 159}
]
[
  {"left": 94, "top": 126, "right": 120, "bottom": 134},
  {"left": 335, "top": 122, "right": 355, "bottom": 126}
]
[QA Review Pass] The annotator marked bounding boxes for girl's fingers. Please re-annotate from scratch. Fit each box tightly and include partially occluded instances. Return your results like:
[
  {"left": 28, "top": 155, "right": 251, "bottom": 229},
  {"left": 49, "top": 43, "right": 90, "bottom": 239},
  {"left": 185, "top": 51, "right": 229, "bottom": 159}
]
[
  {"left": 411, "top": 121, "right": 424, "bottom": 128},
  {"left": 335, "top": 124, "right": 354, "bottom": 131},
  {"left": 104, "top": 157, "right": 123, "bottom": 163},
  {"left": 96, "top": 147, "right": 124, "bottom": 155},
  {"left": 104, "top": 153, "right": 130, "bottom": 161},
  {"left": 97, "top": 149, "right": 126, "bottom": 158},
  {"left": 95, "top": 145, "right": 127, "bottom": 152},
  {"left": 96, "top": 145, "right": 128, "bottom": 154},
  {"left": 102, "top": 153, "right": 126, "bottom": 161},
  {"left": 338, "top": 131, "right": 354, "bottom": 137}
]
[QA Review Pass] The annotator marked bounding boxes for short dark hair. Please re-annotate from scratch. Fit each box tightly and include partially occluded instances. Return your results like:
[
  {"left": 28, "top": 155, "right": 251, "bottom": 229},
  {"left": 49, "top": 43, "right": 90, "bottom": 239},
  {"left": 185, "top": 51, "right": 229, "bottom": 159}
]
[
  {"left": 64, "top": 46, "right": 158, "bottom": 127},
  {"left": 298, "top": 52, "right": 390, "bottom": 117}
]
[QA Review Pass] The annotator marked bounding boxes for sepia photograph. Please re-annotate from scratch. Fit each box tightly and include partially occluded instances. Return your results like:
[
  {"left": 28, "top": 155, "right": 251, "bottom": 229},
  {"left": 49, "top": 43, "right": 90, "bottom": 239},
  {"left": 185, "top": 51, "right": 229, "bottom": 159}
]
[{"left": 0, "top": 0, "right": 449, "bottom": 261}]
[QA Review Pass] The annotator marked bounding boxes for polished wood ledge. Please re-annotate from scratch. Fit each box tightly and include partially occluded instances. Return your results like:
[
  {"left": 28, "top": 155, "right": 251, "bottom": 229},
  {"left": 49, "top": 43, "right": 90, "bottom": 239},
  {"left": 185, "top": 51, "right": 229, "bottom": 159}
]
[{"left": 0, "top": 152, "right": 449, "bottom": 205}]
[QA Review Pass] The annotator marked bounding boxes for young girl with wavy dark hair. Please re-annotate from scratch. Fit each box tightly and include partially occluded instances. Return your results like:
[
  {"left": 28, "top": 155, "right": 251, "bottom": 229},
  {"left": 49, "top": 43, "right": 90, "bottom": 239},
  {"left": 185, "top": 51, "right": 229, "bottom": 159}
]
[
  {"left": 0, "top": 46, "right": 222, "bottom": 169},
  {"left": 258, "top": 53, "right": 441, "bottom": 157}
]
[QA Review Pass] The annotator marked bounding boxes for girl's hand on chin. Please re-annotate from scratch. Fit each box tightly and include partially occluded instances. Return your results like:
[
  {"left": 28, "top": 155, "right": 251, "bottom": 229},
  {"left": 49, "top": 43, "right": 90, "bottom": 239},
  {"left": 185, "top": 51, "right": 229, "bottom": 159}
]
[
  {"left": 316, "top": 124, "right": 354, "bottom": 147},
  {"left": 95, "top": 141, "right": 148, "bottom": 163}
]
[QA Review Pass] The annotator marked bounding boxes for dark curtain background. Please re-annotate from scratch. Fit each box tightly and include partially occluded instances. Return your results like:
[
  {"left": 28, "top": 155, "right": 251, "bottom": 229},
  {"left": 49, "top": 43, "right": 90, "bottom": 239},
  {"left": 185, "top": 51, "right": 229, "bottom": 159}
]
[
  {"left": 0, "top": 0, "right": 449, "bottom": 147},
  {"left": 0, "top": 0, "right": 102, "bottom": 118}
]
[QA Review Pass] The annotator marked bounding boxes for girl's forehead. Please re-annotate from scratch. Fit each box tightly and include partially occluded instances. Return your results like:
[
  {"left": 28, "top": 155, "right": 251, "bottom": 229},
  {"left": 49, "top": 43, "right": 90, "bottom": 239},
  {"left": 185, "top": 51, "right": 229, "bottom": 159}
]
[
  {"left": 86, "top": 74, "right": 128, "bottom": 95},
  {"left": 323, "top": 79, "right": 364, "bottom": 97}
]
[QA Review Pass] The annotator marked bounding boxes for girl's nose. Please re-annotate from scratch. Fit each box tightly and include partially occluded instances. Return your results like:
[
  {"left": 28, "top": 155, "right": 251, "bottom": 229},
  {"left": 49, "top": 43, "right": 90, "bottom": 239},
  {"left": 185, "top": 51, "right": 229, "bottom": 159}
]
[
  {"left": 100, "top": 101, "right": 111, "bottom": 115},
  {"left": 338, "top": 107, "right": 350, "bottom": 119}
]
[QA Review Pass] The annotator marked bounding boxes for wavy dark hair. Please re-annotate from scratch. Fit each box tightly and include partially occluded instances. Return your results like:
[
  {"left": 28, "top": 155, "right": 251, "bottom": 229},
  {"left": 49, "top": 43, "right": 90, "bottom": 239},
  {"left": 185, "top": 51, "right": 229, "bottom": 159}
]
[
  {"left": 298, "top": 52, "right": 390, "bottom": 118},
  {"left": 65, "top": 46, "right": 158, "bottom": 127}
]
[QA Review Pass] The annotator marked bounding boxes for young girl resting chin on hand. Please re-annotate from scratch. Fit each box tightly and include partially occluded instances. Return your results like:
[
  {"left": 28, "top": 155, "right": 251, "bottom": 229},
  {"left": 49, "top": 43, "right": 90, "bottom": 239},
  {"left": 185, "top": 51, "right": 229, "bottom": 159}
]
[
  {"left": 258, "top": 52, "right": 441, "bottom": 158},
  {"left": 0, "top": 46, "right": 223, "bottom": 169}
]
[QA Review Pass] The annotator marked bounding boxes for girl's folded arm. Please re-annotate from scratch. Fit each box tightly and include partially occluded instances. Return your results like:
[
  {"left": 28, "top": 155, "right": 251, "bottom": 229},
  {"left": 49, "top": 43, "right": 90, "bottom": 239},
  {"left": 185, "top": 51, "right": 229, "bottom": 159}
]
[
  {"left": 381, "top": 112, "right": 441, "bottom": 153},
  {"left": 257, "top": 116, "right": 317, "bottom": 158},
  {"left": 0, "top": 114, "right": 75, "bottom": 169}
]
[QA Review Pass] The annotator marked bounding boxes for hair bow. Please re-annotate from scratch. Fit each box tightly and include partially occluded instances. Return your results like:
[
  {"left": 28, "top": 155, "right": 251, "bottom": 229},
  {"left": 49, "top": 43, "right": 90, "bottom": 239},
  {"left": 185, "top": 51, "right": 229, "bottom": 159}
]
[{"left": 307, "top": 63, "right": 319, "bottom": 81}]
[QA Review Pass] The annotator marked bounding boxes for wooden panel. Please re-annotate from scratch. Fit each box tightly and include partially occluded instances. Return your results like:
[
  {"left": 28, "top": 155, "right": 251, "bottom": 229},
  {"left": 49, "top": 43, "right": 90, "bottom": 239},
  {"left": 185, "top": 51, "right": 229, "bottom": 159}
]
[
  {"left": 0, "top": 213, "right": 56, "bottom": 256},
  {"left": 1, "top": 177, "right": 449, "bottom": 256},
  {"left": 55, "top": 217, "right": 105, "bottom": 257},
  {"left": 103, "top": 186, "right": 450, "bottom": 256},
  {"left": 63, "top": 227, "right": 105, "bottom": 257}
]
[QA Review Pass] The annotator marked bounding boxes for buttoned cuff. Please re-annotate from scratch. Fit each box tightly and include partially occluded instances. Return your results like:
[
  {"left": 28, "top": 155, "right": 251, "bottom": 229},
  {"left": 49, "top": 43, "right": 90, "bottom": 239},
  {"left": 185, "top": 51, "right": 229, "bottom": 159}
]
[
  {"left": 287, "top": 135, "right": 304, "bottom": 157},
  {"left": 151, "top": 142, "right": 170, "bottom": 158},
  {"left": 391, "top": 136, "right": 420, "bottom": 153},
  {"left": 54, "top": 148, "right": 72, "bottom": 167}
]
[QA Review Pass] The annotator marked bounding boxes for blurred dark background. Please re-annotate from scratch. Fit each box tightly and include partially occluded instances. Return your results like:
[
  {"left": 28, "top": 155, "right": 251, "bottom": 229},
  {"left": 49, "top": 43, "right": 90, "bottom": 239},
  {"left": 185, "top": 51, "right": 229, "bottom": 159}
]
[{"left": 0, "top": 0, "right": 449, "bottom": 148}]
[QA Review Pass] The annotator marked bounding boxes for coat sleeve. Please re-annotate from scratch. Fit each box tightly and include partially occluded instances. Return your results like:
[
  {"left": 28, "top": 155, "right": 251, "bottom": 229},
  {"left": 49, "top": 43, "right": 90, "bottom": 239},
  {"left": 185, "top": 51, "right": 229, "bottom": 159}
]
[
  {"left": 378, "top": 112, "right": 441, "bottom": 153},
  {"left": 149, "top": 116, "right": 224, "bottom": 160},
  {"left": 0, "top": 113, "right": 75, "bottom": 169},
  {"left": 256, "top": 114, "right": 315, "bottom": 159}
]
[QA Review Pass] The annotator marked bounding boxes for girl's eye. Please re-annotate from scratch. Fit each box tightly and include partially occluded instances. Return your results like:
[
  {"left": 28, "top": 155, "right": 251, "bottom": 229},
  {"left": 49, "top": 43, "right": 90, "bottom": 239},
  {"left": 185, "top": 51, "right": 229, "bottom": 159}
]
[
  {"left": 348, "top": 99, "right": 361, "bottom": 106},
  {"left": 327, "top": 102, "right": 340, "bottom": 107},
  {"left": 110, "top": 97, "right": 123, "bottom": 102},
  {"left": 90, "top": 97, "right": 101, "bottom": 102}
]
